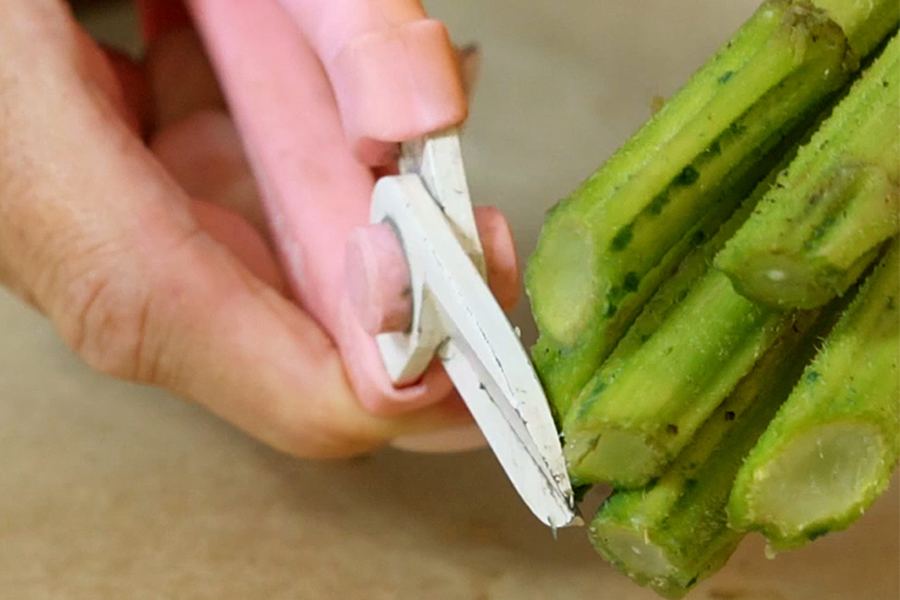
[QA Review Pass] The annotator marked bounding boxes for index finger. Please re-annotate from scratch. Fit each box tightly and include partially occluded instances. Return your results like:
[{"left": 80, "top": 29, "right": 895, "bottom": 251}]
[{"left": 274, "top": 0, "right": 468, "bottom": 166}]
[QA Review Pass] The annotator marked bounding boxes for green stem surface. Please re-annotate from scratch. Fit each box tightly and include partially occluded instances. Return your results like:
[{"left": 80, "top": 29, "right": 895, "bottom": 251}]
[
  {"left": 527, "top": 0, "right": 863, "bottom": 418},
  {"left": 589, "top": 304, "right": 839, "bottom": 598},
  {"left": 728, "top": 239, "right": 900, "bottom": 552},
  {"left": 717, "top": 34, "right": 900, "bottom": 309}
]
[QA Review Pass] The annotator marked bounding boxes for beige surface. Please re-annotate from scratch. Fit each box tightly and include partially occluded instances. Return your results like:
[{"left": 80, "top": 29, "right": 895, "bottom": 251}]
[{"left": 2, "top": 1, "right": 897, "bottom": 598}]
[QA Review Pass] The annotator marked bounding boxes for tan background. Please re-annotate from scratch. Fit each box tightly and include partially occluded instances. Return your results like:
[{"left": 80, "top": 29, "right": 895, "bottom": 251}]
[{"left": 1, "top": 1, "right": 897, "bottom": 598}]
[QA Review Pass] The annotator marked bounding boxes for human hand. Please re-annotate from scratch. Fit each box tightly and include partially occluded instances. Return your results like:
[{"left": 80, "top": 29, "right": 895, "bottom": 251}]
[
  {"left": 0, "top": 0, "right": 516, "bottom": 459},
  {"left": 174, "top": 0, "right": 520, "bottom": 425}
]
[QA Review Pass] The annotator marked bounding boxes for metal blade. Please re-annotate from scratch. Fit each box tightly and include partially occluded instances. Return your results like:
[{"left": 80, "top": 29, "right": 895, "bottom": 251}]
[
  {"left": 441, "top": 336, "right": 580, "bottom": 529},
  {"left": 390, "top": 180, "right": 577, "bottom": 527},
  {"left": 429, "top": 265, "right": 578, "bottom": 528}
]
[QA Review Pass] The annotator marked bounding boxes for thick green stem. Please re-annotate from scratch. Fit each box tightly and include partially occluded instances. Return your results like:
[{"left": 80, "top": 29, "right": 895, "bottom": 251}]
[
  {"left": 811, "top": 0, "right": 899, "bottom": 58},
  {"left": 560, "top": 160, "right": 785, "bottom": 487},
  {"left": 527, "top": 0, "right": 861, "bottom": 418},
  {"left": 563, "top": 267, "right": 789, "bottom": 487},
  {"left": 589, "top": 304, "right": 838, "bottom": 598},
  {"left": 728, "top": 239, "right": 900, "bottom": 553},
  {"left": 717, "top": 35, "right": 900, "bottom": 309}
]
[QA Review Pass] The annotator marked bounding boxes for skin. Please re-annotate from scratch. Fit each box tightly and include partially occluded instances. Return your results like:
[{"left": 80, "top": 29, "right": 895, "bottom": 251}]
[{"left": 0, "top": 0, "right": 518, "bottom": 458}]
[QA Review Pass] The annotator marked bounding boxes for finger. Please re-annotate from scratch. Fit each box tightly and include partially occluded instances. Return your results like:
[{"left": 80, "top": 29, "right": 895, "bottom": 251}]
[
  {"left": 0, "top": 2, "right": 471, "bottom": 457},
  {"left": 362, "top": 45, "right": 481, "bottom": 179},
  {"left": 146, "top": 26, "right": 227, "bottom": 130},
  {"left": 100, "top": 46, "right": 151, "bottom": 135},
  {"left": 187, "top": 0, "right": 457, "bottom": 415},
  {"left": 189, "top": 199, "right": 285, "bottom": 293},
  {"left": 150, "top": 109, "right": 267, "bottom": 235},
  {"left": 367, "top": 43, "right": 480, "bottom": 178},
  {"left": 344, "top": 206, "right": 520, "bottom": 337},
  {"left": 475, "top": 205, "right": 521, "bottom": 313},
  {"left": 135, "top": 0, "right": 193, "bottom": 44},
  {"left": 274, "top": 0, "right": 467, "bottom": 166}
]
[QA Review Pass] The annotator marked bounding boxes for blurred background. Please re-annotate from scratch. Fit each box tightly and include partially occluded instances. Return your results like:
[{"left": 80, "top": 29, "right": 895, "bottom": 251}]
[{"left": 0, "top": 1, "right": 896, "bottom": 599}]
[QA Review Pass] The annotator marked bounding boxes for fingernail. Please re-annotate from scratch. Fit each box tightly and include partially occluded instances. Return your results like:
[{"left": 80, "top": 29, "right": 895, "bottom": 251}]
[{"left": 332, "top": 20, "right": 467, "bottom": 158}]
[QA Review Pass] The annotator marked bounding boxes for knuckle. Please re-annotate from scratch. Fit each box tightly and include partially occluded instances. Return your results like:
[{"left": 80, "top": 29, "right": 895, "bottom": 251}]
[
  {"left": 53, "top": 262, "right": 161, "bottom": 385},
  {"left": 42, "top": 228, "right": 207, "bottom": 388}
]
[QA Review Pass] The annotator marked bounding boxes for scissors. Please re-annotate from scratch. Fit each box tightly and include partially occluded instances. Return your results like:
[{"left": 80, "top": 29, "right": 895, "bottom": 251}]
[
  {"left": 187, "top": 2, "right": 576, "bottom": 528},
  {"left": 344, "top": 129, "right": 581, "bottom": 530}
]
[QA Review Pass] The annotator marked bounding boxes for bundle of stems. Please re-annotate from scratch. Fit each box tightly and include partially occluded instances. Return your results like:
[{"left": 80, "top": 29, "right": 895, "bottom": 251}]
[{"left": 526, "top": 2, "right": 899, "bottom": 596}]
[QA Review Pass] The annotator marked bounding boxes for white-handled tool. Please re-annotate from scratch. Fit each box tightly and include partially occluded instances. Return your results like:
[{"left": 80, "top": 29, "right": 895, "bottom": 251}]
[{"left": 345, "top": 129, "right": 580, "bottom": 530}]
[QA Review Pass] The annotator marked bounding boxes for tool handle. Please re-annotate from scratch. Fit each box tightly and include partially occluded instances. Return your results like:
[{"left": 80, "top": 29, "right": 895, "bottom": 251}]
[
  {"left": 355, "top": 175, "right": 576, "bottom": 527},
  {"left": 346, "top": 206, "right": 519, "bottom": 337}
]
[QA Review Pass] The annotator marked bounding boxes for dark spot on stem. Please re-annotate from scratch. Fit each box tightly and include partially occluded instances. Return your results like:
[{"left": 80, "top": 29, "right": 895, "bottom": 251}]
[
  {"left": 725, "top": 411, "right": 736, "bottom": 422},
  {"left": 611, "top": 225, "right": 633, "bottom": 251},
  {"left": 690, "top": 230, "right": 706, "bottom": 247},
  {"left": 666, "top": 424, "right": 679, "bottom": 435},
  {"left": 623, "top": 271, "right": 640, "bottom": 292},
  {"left": 583, "top": 381, "right": 608, "bottom": 408},
  {"left": 706, "top": 140, "right": 722, "bottom": 157},
  {"left": 608, "top": 286, "right": 624, "bottom": 303},
  {"left": 649, "top": 193, "right": 669, "bottom": 215},
  {"left": 674, "top": 165, "right": 700, "bottom": 186},
  {"left": 718, "top": 70, "right": 735, "bottom": 84},
  {"left": 810, "top": 215, "right": 836, "bottom": 241},
  {"left": 806, "top": 370, "right": 820, "bottom": 383},
  {"left": 604, "top": 303, "right": 618, "bottom": 318},
  {"left": 729, "top": 122, "right": 747, "bottom": 136}
]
